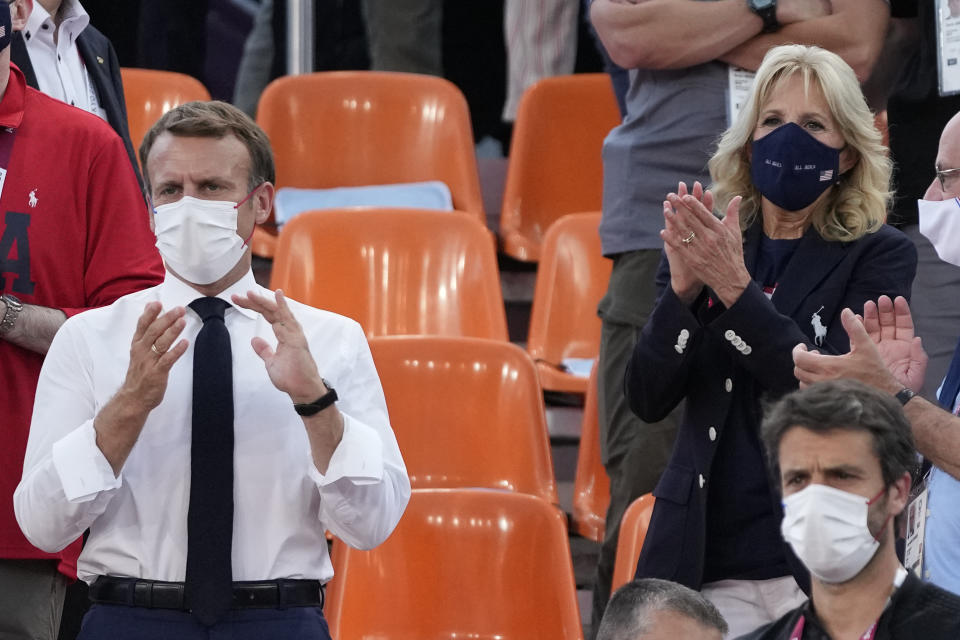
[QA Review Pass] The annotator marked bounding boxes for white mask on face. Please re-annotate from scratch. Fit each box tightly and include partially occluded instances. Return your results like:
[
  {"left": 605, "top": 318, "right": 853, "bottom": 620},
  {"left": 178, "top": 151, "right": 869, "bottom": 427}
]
[
  {"left": 918, "top": 197, "right": 960, "bottom": 268},
  {"left": 781, "top": 483, "right": 886, "bottom": 584},
  {"left": 153, "top": 192, "right": 256, "bottom": 285}
]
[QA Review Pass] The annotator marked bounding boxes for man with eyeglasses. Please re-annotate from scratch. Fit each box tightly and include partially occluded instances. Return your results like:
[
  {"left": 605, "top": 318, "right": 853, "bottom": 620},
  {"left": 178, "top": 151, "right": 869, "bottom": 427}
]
[
  {"left": 879, "top": 2, "right": 960, "bottom": 402},
  {"left": 792, "top": 110, "right": 960, "bottom": 597}
]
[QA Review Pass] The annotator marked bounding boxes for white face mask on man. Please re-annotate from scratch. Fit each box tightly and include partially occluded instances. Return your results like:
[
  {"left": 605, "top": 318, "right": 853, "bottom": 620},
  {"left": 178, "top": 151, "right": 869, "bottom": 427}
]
[
  {"left": 780, "top": 483, "right": 887, "bottom": 584},
  {"left": 153, "top": 189, "right": 258, "bottom": 285},
  {"left": 919, "top": 197, "right": 960, "bottom": 268}
]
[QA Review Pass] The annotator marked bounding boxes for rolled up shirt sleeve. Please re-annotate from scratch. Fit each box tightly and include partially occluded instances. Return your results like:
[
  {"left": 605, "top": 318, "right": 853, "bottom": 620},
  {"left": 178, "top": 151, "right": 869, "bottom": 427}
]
[
  {"left": 305, "top": 318, "right": 411, "bottom": 551},
  {"left": 14, "top": 321, "right": 122, "bottom": 553}
]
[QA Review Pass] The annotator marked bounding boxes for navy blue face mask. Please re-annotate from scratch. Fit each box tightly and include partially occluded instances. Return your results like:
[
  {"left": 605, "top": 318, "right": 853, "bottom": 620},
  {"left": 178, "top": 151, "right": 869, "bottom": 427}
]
[{"left": 750, "top": 122, "right": 842, "bottom": 212}]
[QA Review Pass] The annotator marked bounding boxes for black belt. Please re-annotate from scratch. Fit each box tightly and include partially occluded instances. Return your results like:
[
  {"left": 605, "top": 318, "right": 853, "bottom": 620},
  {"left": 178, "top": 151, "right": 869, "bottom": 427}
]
[{"left": 89, "top": 576, "right": 324, "bottom": 611}]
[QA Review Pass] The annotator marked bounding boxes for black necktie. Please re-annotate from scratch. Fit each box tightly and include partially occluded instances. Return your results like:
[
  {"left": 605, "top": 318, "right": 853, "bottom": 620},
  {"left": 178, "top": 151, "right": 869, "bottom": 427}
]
[{"left": 186, "top": 296, "right": 234, "bottom": 626}]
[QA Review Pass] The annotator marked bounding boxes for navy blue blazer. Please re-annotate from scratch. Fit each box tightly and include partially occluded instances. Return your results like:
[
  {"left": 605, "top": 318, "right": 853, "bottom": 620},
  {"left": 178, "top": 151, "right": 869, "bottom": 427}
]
[
  {"left": 10, "top": 27, "right": 141, "bottom": 187},
  {"left": 626, "top": 222, "right": 917, "bottom": 591}
]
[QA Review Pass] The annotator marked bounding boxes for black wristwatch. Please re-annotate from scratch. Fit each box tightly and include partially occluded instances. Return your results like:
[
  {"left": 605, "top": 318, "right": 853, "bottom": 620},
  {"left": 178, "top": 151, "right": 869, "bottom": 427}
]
[
  {"left": 294, "top": 379, "right": 338, "bottom": 416},
  {"left": 747, "top": 0, "right": 779, "bottom": 33},
  {"left": 895, "top": 387, "right": 916, "bottom": 406},
  {"left": 0, "top": 294, "right": 23, "bottom": 336}
]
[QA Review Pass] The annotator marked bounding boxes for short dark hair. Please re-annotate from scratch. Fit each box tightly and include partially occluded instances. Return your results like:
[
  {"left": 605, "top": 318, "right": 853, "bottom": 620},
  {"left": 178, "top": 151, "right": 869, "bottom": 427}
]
[
  {"left": 762, "top": 379, "right": 917, "bottom": 490},
  {"left": 596, "top": 578, "right": 728, "bottom": 640},
  {"left": 139, "top": 100, "right": 275, "bottom": 193}
]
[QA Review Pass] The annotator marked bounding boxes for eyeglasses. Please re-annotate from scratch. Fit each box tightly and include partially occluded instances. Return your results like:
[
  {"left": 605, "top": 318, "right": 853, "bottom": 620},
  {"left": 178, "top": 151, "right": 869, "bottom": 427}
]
[{"left": 937, "top": 164, "right": 960, "bottom": 191}]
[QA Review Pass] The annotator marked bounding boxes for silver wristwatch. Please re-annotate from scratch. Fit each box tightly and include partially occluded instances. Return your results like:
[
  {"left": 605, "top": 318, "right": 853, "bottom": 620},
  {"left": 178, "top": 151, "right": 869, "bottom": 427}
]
[{"left": 0, "top": 294, "right": 23, "bottom": 336}]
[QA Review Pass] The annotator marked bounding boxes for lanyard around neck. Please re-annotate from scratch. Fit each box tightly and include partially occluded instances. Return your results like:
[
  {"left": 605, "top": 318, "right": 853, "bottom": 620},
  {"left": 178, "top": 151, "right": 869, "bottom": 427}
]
[
  {"left": 790, "top": 568, "right": 907, "bottom": 640},
  {"left": 788, "top": 617, "right": 877, "bottom": 640}
]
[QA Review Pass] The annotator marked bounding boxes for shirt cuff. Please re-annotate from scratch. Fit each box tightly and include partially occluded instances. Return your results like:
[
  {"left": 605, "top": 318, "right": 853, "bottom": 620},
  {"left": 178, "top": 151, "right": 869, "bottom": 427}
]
[
  {"left": 308, "top": 414, "right": 385, "bottom": 487},
  {"left": 52, "top": 421, "right": 122, "bottom": 502}
]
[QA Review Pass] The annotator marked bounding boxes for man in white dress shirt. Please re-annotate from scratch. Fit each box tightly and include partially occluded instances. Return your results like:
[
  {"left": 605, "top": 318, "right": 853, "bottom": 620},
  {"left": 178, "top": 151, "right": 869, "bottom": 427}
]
[
  {"left": 13, "top": 100, "right": 411, "bottom": 638},
  {"left": 9, "top": 0, "right": 141, "bottom": 181}
]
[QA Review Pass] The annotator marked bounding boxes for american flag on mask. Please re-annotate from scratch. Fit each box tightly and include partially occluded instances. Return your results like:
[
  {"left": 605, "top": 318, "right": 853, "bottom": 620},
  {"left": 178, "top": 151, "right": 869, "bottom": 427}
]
[{"left": 819, "top": 169, "right": 834, "bottom": 181}]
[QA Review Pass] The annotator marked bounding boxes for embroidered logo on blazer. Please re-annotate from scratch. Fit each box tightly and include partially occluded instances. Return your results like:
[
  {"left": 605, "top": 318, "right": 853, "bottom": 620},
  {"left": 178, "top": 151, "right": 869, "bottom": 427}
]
[{"left": 811, "top": 306, "right": 827, "bottom": 347}]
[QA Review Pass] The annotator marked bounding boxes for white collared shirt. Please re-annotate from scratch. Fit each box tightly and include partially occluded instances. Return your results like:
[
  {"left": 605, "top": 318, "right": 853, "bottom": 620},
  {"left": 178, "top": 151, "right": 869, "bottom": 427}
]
[
  {"left": 14, "top": 270, "right": 410, "bottom": 584},
  {"left": 23, "top": 0, "right": 106, "bottom": 120}
]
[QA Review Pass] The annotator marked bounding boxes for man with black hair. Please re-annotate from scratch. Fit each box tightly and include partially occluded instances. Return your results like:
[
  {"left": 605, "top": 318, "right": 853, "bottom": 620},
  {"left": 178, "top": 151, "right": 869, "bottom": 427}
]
[{"left": 742, "top": 380, "right": 960, "bottom": 639}]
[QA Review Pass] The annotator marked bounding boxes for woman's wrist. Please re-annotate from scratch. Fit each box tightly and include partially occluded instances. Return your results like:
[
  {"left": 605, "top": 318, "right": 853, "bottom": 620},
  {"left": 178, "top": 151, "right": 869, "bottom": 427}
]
[
  {"left": 711, "top": 270, "right": 751, "bottom": 308},
  {"left": 672, "top": 280, "right": 703, "bottom": 306}
]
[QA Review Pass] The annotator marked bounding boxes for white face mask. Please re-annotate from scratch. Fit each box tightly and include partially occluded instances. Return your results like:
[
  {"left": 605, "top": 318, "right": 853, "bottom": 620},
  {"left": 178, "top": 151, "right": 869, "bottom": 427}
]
[
  {"left": 781, "top": 483, "right": 885, "bottom": 584},
  {"left": 918, "top": 197, "right": 960, "bottom": 268},
  {"left": 153, "top": 194, "right": 254, "bottom": 285}
]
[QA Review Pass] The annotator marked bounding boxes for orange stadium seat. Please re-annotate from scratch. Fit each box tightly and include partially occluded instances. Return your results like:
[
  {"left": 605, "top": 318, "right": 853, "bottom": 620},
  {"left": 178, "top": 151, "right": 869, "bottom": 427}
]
[
  {"left": 369, "top": 335, "right": 557, "bottom": 503},
  {"left": 610, "top": 494, "right": 655, "bottom": 593},
  {"left": 527, "top": 212, "right": 610, "bottom": 394},
  {"left": 500, "top": 74, "right": 621, "bottom": 262},
  {"left": 270, "top": 208, "right": 508, "bottom": 340},
  {"left": 572, "top": 362, "right": 610, "bottom": 542},
  {"left": 120, "top": 68, "right": 211, "bottom": 159},
  {"left": 252, "top": 71, "right": 484, "bottom": 257},
  {"left": 325, "top": 489, "right": 584, "bottom": 640}
]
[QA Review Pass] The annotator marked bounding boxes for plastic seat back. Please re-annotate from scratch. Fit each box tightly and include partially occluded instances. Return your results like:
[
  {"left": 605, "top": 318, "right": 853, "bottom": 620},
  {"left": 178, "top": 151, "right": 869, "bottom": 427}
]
[
  {"left": 527, "top": 212, "right": 610, "bottom": 394},
  {"left": 257, "top": 71, "right": 483, "bottom": 225},
  {"left": 610, "top": 494, "right": 655, "bottom": 593},
  {"left": 270, "top": 208, "right": 508, "bottom": 340},
  {"left": 120, "top": 68, "right": 211, "bottom": 157},
  {"left": 572, "top": 362, "right": 610, "bottom": 542},
  {"left": 500, "top": 74, "right": 620, "bottom": 261},
  {"left": 369, "top": 336, "right": 557, "bottom": 503},
  {"left": 326, "top": 489, "right": 584, "bottom": 640}
]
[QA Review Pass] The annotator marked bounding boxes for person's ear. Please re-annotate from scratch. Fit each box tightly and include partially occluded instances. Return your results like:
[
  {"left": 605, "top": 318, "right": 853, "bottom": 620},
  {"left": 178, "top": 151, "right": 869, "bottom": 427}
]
[
  {"left": 888, "top": 471, "right": 912, "bottom": 517},
  {"left": 839, "top": 145, "right": 859, "bottom": 175},
  {"left": 11, "top": 0, "right": 33, "bottom": 32},
  {"left": 253, "top": 182, "right": 275, "bottom": 225}
]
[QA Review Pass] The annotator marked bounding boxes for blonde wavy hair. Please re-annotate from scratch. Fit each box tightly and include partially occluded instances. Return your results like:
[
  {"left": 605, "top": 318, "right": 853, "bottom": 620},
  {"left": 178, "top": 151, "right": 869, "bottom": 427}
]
[{"left": 708, "top": 45, "right": 891, "bottom": 242}]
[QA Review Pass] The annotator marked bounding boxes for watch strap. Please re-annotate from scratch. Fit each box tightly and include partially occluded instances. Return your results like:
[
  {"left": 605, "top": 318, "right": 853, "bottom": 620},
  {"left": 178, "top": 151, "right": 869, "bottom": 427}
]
[
  {"left": 294, "top": 384, "right": 338, "bottom": 416},
  {"left": 895, "top": 387, "right": 916, "bottom": 406},
  {"left": 748, "top": 0, "right": 780, "bottom": 33}
]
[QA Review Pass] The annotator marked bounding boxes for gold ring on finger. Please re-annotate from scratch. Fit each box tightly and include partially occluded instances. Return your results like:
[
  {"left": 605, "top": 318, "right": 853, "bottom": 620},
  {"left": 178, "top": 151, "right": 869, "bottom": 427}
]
[
  {"left": 682, "top": 231, "right": 696, "bottom": 245},
  {"left": 151, "top": 343, "right": 163, "bottom": 355}
]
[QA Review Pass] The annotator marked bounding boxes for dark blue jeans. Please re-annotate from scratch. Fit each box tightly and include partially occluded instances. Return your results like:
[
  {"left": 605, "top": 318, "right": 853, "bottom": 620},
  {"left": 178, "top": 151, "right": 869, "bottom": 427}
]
[{"left": 76, "top": 604, "right": 331, "bottom": 639}]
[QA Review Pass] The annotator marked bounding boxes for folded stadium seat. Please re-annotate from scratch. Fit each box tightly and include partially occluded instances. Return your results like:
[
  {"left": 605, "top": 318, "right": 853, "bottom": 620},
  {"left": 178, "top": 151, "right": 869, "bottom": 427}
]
[
  {"left": 572, "top": 361, "right": 611, "bottom": 542},
  {"left": 325, "top": 489, "right": 584, "bottom": 640},
  {"left": 527, "top": 212, "right": 610, "bottom": 395},
  {"left": 252, "top": 71, "right": 485, "bottom": 258},
  {"left": 271, "top": 181, "right": 453, "bottom": 228},
  {"left": 499, "top": 74, "right": 621, "bottom": 262},
  {"left": 610, "top": 493, "right": 655, "bottom": 593},
  {"left": 369, "top": 335, "right": 557, "bottom": 504},
  {"left": 270, "top": 208, "right": 508, "bottom": 340},
  {"left": 120, "top": 68, "right": 211, "bottom": 161}
]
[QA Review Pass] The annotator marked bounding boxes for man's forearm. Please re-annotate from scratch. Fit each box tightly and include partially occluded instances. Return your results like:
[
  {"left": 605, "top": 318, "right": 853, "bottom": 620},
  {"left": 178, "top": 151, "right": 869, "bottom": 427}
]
[
  {"left": 720, "top": 0, "right": 889, "bottom": 79},
  {"left": 591, "top": 0, "right": 767, "bottom": 70},
  {"left": 94, "top": 388, "right": 153, "bottom": 476},
  {"left": 304, "top": 408, "right": 345, "bottom": 476},
  {"left": 0, "top": 300, "right": 67, "bottom": 354},
  {"left": 904, "top": 396, "right": 960, "bottom": 481}
]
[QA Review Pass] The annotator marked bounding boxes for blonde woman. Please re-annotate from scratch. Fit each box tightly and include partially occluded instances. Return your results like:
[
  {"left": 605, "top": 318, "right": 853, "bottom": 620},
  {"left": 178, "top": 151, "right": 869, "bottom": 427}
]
[{"left": 625, "top": 44, "right": 916, "bottom": 637}]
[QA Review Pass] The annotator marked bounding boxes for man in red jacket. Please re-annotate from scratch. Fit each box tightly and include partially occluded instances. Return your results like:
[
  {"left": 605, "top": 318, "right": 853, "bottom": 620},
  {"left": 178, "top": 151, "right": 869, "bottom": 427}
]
[{"left": 0, "top": 2, "right": 163, "bottom": 637}]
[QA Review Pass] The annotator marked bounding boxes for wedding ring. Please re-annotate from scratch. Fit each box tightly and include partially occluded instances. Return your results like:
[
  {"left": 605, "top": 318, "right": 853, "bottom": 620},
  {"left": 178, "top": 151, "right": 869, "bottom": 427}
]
[
  {"left": 151, "top": 343, "right": 163, "bottom": 355},
  {"left": 681, "top": 231, "right": 696, "bottom": 245}
]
